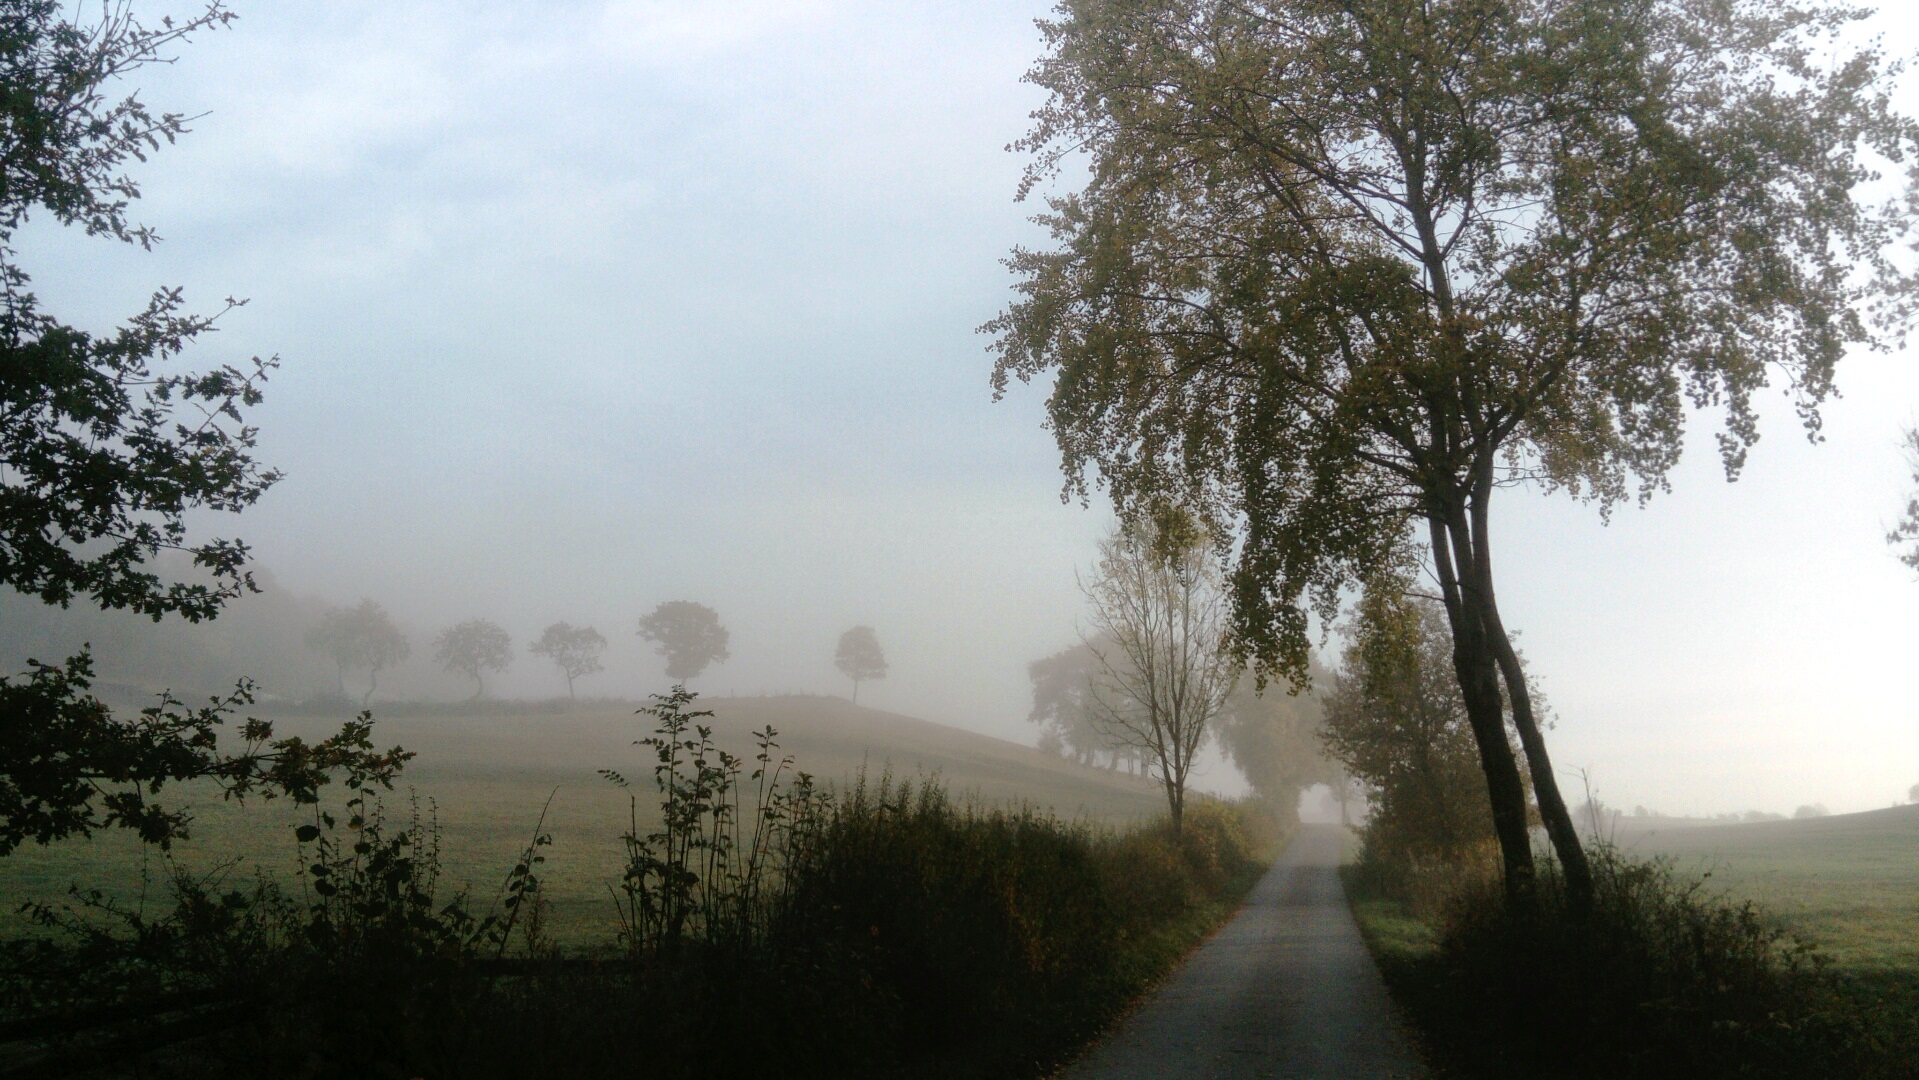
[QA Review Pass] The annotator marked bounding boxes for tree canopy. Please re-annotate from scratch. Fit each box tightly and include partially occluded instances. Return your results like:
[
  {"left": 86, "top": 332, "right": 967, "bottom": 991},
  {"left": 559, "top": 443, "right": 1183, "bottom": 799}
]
[
  {"left": 305, "top": 600, "right": 410, "bottom": 706},
  {"left": 834, "top": 626, "right": 887, "bottom": 702},
  {"left": 637, "top": 601, "right": 730, "bottom": 684},
  {"left": 0, "top": 0, "right": 278, "bottom": 622},
  {"left": 433, "top": 618, "right": 513, "bottom": 700},
  {"left": 530, "top": 622, "right": 607, "bottom": 700},
  {"left": 0, "top": 2, "right": 407, "bottom": 854},
  {"left": 991, "top": 0, "right": 1917, "bottom": 903}
]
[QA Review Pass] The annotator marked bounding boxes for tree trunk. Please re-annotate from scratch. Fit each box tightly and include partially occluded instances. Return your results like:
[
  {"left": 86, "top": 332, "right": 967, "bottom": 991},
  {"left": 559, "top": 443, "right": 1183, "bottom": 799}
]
[
  {"left": 1469, "top": 483, "right": 1594, "bottom": 910},
  {"left": 1429, "top": 513, "right": 1537, "bottom": 904},
  {"left": 363, "top": 666, "right": 379, "bottom": 709}
]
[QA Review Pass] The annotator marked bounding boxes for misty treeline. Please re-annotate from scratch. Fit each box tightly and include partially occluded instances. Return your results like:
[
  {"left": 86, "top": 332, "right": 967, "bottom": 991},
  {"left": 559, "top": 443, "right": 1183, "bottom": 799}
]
[{"left": 3, "top": 580, "right": 884, "bottom": 708}]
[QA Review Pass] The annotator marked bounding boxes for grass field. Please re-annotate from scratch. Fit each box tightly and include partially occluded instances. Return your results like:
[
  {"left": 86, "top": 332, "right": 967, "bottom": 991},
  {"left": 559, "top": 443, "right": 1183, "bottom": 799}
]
[
  {"left": 1614, "top": 805, "right": 1919, "bottom": 973},
  {"left": 0, "top": 695, "right": 1169, "bottom": 944}
]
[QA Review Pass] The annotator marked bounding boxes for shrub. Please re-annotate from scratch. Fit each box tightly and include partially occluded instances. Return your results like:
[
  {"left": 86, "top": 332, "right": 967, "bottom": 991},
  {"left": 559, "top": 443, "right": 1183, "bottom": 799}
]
[
  {"left": 3, "top": 688, "right": 1286, "bottom": 1079},
  {"left": 1380, "top": 845, "right": 1911, "bottom": 1080}
]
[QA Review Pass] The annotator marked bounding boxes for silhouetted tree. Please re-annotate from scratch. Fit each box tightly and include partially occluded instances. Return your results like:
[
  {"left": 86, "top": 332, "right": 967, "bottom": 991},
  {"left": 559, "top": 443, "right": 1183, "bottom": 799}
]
[
  {"left": 637, "top": 601, "right": 730, "bottom": 684},
  {"left": 432, "top": 618, "right": 512, "bottom": 700},
  {"left": 0, "top": 2, "right": 407, "bottom": 854},
  {"left": 1080, "top": 515, "right": 1238, "bottom": 833},
  {"left": 530, "top": 622, "right": 606, "bottom": 701},
  {"left": 1026, "top": 639, "right": 1144, "bottom": 773},
  {"left": 834, "top": 626, "right": 887, "bottom": 703},
  {"left": 992, "top": 0, "right": 1916, "bottom": 905},
  {"left": 1888, "top": 426, "right": 1919, "bottom": 572},
  {"left": 305, "top": 600, "right": 410, "bottom": 707}
]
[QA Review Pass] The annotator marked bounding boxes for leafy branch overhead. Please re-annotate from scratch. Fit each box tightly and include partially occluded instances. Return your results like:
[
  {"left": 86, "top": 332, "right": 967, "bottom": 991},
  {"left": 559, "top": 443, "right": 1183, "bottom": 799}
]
[
  {"left": 0, "top": 0, "right": 280, "bottom": 622},
  {"left": 0, "top": 2, "right": 410, "bottom": 854},
  {"left": 0, "top": 650, "right": 411, "bottom": 855}
]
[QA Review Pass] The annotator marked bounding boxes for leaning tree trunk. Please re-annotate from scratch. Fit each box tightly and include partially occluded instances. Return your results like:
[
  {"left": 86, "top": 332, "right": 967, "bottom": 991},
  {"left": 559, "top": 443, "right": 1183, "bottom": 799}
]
[
  {"left": 1430, "top": 512, "right": 1538, "bottom": 904},
  {"left": 1467, "top": 471, "right": 1594, "bottom": 911}
]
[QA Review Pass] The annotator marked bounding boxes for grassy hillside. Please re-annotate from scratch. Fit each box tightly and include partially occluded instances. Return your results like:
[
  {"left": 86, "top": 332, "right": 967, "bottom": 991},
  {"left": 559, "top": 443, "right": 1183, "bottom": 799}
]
[
  {"left": 1619, "top": 804, "right": 1919, "bottom": 972},
  {"left": 0, "top": 695, "right": 1169, "bottom": 944}
]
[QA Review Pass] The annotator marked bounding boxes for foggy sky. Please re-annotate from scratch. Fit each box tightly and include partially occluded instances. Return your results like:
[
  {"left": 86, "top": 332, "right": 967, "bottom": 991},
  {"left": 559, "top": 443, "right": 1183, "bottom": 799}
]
[{"left": 25, "top": 1, "right": 1919, "bottom": 815}]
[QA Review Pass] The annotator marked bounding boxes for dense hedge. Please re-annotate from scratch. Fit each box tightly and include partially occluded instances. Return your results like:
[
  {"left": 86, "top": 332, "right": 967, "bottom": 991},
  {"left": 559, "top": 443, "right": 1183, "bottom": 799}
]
[
  {"left": 4, "top": 779, "right": 1283, "bottom": 1079},
  {"left": 1353, "top": 848, "right": 1919, "bottom": 1080}
]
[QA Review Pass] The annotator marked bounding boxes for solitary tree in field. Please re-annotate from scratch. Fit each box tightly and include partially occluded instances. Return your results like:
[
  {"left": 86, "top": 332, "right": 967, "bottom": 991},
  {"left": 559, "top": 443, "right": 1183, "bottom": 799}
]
[
  {"left": 1080, "top": 516, "right": 1239, "bottom": 833},
  {"left": 530, "top": 622, "right": 606, "bottom": 701},
  {"left": 991, "top": 0, "right": 1917, "bottom": 904},
  {"left": 834, "top": 626, "right": 888, "bottom": 703},
  {"left": 432, "top": 618, "right": 512, "bottom": 700},
  {"left": 637, "top": 601, "right": 730, "bottom": 685},
  {"left": 0, "top": 2, "right": 407, "bottom": 857},
  {"left": 306, "top": 600, "right": 411, "bottom": 707}
]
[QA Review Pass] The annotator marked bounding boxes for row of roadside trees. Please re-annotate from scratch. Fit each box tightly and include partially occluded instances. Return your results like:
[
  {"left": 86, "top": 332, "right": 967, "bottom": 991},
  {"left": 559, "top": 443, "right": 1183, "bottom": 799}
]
[{"left": 302, "top": 600, "right": 888, "bottom": 704}]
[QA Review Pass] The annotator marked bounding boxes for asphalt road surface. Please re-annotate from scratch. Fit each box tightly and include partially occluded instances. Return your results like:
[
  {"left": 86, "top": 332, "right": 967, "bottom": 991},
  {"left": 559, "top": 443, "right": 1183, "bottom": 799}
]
[{"left": 1061, "top": 825, "right": 1428, "bottom": 1079}]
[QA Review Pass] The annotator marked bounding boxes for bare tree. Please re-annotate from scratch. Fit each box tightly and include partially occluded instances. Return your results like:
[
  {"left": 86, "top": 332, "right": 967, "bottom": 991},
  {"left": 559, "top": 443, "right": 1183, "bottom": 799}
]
[
  {"left": 1080, "top": 517, "right": 1238, "bottom": 833},
  {"left": 529, "top": 622, "right": 606, "bottom": 702},
  {"left": 432, "top": 618, "right": 512, "bottom": 700},
  {"left": 834, "top": 625, "right": 887, "bottom": 703}
]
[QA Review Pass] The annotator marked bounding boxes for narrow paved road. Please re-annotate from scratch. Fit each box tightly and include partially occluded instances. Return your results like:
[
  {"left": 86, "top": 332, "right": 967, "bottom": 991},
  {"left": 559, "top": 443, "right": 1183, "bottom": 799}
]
[{"left": 1062, "top": 825, "right": 1427, "bottom": 1079}]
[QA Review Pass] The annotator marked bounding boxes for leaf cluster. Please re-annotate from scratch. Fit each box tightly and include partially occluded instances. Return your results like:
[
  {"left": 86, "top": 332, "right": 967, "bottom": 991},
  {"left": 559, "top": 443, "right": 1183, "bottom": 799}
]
[
  {"left": 0, "top": 648, "right": 412, "bottom": 855},
  {"left": 0, "top": 1, "right": 279, "bottom": 622},
  {"left": 989, "top": 0, "right": 1919, "bottom": 685}
]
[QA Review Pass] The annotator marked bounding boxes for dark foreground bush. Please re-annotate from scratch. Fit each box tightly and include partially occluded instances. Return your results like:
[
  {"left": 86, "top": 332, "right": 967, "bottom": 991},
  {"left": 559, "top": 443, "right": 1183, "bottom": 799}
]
[
  {"left": 1366, "top": 847, "right": 1918, "bottom": 1080},
  {"left": 2, "top": 690, "right": 1282, "bottom": 1079}
]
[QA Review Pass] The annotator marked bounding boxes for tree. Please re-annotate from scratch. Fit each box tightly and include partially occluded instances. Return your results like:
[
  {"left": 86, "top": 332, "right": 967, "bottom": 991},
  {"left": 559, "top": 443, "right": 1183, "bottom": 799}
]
[
  {"left": 1080, "top": 516, "right": 1238, "bottom": 832},
  {"left": 1888, "top": 427, "right": 1919, "bottom": 572},
  {"left": 1027, "top": 639, "right": 1145, "bottom": 773},
  {"left": 834, "top": 626, "right": 887, "bottom": 703},
  {"left": 637, "top": 601, "right": 730, "bottom": 684},
  {"left": 0, "top": 1, "right": 276, "bottom": 622},
  {"left": 1214, "top": 664, "right": 1333, "bottom": 818},
  {"left": 0, "top": 2, "right": 407, "bottom": 855},
  {"left": 991, "top": 0, "right": 1915, "bottom": 905},
  {"left": 529, "top": 622, "right": 606, "bottom": 701},
  {"left": 432, "top": 618, "right": 512, "bottom": 700},
  {"left": 1321, "top": 579, "right": 1503, "bottom": 873},
  {"left": 305, "top": 600, "right": 410, "bottom": 707}
]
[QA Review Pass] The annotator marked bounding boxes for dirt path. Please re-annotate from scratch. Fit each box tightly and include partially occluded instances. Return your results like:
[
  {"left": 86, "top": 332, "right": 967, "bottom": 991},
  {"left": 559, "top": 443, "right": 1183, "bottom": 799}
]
[{"left": 1061, "top": 825, "right": 1427, "bottom": 1079}]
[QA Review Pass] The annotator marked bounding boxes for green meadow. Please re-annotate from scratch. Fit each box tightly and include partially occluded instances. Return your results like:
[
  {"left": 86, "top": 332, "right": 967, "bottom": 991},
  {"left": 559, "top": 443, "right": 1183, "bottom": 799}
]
[
  {"left": 0, "top": 696, "right": 1168, "bottom": 944},
  {"left": 1617, "top": 805, "right": 1919, "bottom": 973}
]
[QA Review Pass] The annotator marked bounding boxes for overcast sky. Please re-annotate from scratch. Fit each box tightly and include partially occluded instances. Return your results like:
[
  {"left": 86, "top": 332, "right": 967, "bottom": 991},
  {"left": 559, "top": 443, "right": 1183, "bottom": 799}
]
[{"left": 27, "top": 1, "right": 1919, "bottom": 816}]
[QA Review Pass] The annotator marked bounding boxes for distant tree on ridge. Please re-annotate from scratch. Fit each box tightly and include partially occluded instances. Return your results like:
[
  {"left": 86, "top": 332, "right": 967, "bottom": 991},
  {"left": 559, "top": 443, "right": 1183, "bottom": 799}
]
[
  {"left": 834, "top": 626, "right": 887, "bottom": 704},
  {"left": 636, "top": 601, "right": 729, "bottom": 684}
]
